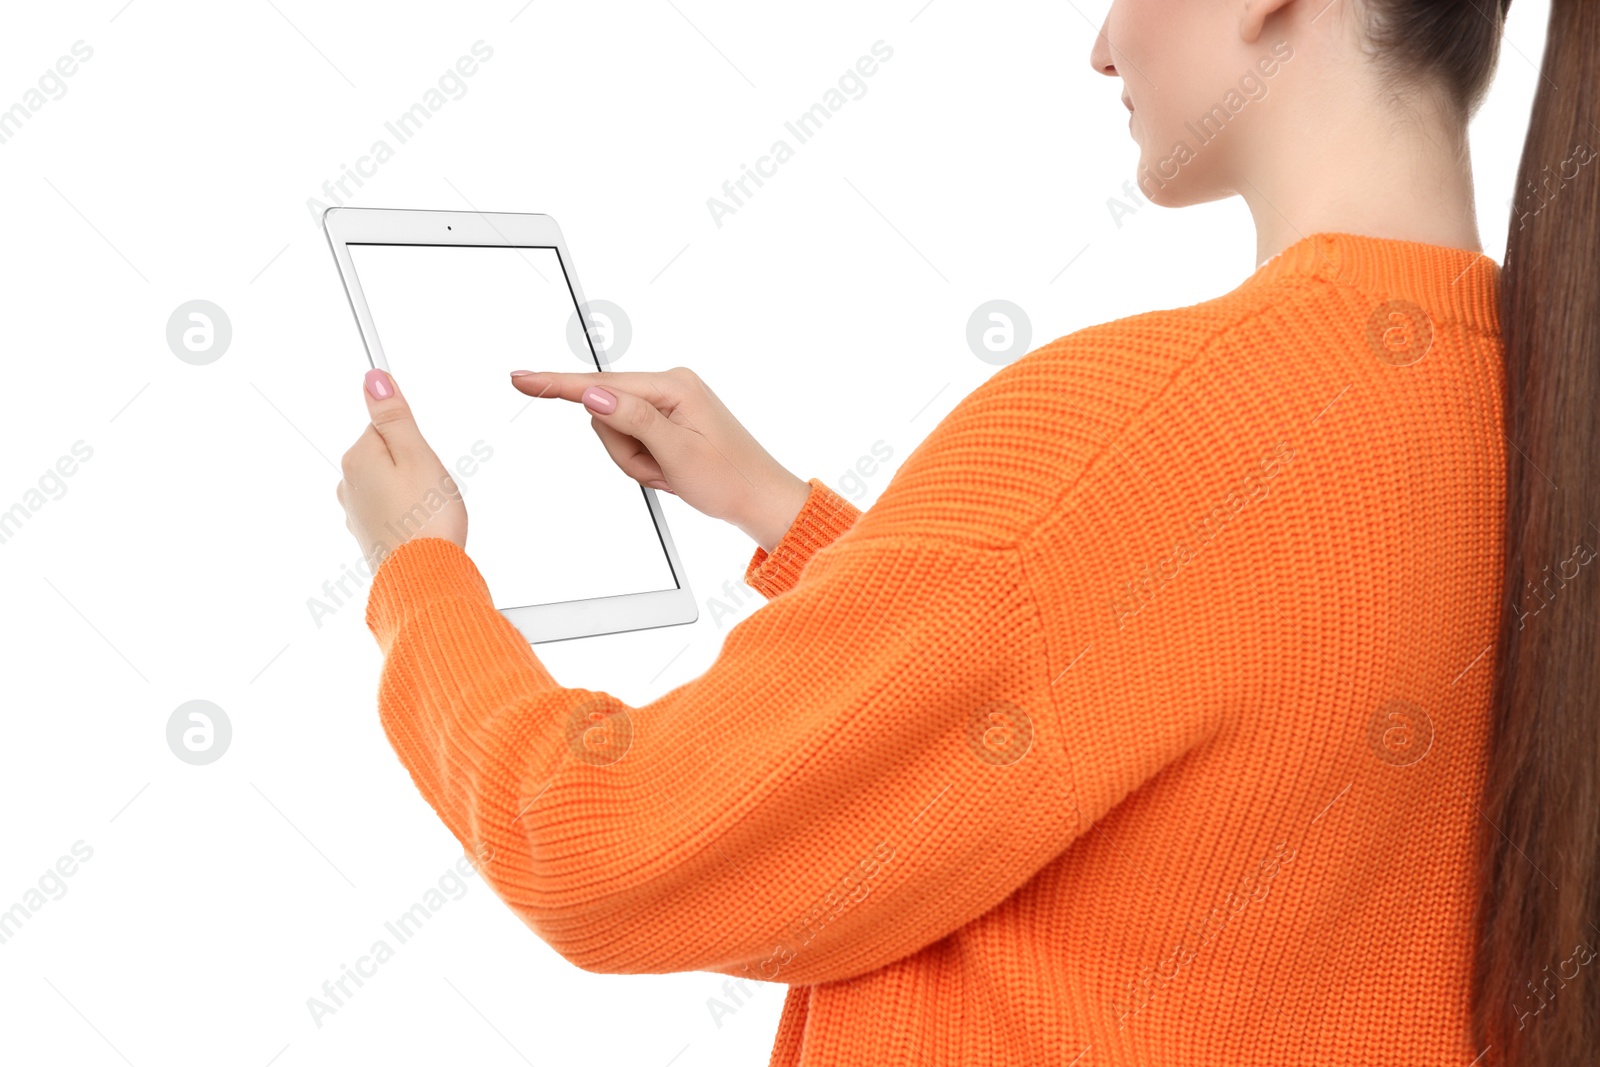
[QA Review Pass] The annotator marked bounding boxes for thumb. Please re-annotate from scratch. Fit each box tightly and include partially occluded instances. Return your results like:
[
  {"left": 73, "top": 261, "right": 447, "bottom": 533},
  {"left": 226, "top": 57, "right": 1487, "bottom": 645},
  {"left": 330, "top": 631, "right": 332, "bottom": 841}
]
[
  {"left": 583, "top": 382, "right": 683, "bottom": 458},
  {"left": 363, "top": 368, "right": 429, "bottom": 460}
]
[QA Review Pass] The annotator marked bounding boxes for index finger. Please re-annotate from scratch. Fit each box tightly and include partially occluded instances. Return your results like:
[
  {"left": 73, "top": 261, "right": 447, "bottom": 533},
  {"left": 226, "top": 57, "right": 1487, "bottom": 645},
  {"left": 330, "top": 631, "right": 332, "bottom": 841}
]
[{"left": 508, "top": 369, "right": 677, "bottom": 407}]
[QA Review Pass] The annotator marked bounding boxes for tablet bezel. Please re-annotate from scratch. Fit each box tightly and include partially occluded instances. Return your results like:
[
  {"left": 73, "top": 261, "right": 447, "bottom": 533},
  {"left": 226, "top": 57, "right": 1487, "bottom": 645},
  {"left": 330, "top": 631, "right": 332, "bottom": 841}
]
[{"left": 322, "top": 205, "right": 698, "bottom": 645}]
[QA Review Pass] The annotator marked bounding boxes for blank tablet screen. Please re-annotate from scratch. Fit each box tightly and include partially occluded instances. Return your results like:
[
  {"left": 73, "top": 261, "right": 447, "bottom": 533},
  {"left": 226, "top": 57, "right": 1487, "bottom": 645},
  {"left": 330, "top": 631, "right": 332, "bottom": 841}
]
[{"left": 345, "top": 243, "right": 679, "bottom": 609}]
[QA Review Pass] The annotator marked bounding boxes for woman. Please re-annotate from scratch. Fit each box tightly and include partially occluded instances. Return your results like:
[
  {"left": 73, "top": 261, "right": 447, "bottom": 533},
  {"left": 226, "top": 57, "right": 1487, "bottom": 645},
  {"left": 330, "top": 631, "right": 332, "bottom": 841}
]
[{"left": 334, "top": 0, "right": 1598, "bottom": 1063}]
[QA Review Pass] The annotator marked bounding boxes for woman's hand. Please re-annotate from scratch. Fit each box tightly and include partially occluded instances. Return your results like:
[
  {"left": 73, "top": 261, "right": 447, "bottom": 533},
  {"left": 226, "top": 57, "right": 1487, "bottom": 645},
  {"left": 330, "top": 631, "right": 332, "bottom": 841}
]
[
  {"left": 510, "top": 366, "right": 811, "bottom": 552},
  {"left": 336, "top": 368, "right": 467, "bottom": 570}
]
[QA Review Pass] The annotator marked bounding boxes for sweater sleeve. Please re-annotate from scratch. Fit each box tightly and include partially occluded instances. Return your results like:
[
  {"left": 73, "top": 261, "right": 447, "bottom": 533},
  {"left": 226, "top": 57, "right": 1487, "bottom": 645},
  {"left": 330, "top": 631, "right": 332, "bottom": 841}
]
[
  {"left": 742, "top": 476, "right": 863, "bottom": 599},
  {"left": 365, "top": 518, "right": 1078, "bottom": 985},
  {"left": 364, "top": 321, "right": 1245, "bottom": 987}
]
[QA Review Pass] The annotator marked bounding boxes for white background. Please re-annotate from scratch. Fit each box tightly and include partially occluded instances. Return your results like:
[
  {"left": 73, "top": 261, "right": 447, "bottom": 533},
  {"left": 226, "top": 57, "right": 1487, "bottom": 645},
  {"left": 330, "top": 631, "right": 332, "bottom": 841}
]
[{"left": 0, "top": 2, "right": 1548, "bottom": 1065}]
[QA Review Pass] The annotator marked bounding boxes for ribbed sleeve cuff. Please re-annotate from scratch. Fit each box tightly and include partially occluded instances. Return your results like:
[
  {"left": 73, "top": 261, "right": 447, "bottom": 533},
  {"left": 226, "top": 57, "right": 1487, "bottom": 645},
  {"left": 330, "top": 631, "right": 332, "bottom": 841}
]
[
  {"left": 743, "top": 477, "right": 863, "bottom": 599},
  {"left": 365, "top": 536, "right": 493, "bottom": 646}
]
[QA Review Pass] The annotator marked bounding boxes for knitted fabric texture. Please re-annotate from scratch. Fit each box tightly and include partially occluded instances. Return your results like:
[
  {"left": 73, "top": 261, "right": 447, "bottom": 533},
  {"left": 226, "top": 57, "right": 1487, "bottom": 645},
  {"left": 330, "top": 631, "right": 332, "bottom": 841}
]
[{"left": 365, "top": 230, "right": 1506, "bottom": 1065}]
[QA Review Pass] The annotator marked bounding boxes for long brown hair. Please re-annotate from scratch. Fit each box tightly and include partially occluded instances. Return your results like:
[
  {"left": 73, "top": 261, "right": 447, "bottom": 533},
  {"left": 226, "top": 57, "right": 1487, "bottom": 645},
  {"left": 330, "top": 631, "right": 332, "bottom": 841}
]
[{"left": 1366, "top": 0, "right": 1600, "bottom": 1062}]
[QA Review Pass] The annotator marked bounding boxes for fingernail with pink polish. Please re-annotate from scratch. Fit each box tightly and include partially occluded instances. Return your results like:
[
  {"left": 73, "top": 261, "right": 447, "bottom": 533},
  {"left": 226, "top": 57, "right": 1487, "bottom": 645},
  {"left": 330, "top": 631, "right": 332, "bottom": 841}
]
[
  {"left": 365, "top": 368, "right": 394, "bottom": 399},
  {"left": 582, "top": 385, "right": 616, "bottom": 414}
]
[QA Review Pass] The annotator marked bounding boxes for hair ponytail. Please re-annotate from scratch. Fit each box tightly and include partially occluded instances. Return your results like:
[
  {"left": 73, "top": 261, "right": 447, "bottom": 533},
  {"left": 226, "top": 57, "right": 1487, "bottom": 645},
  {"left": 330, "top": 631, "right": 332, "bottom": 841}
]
[
  {"left": 1474, "top": 1, "right": 1600, "bottom": 1063},
  {"left": 1362, "top": 0, "right": 1600, "bottom": 1061}
]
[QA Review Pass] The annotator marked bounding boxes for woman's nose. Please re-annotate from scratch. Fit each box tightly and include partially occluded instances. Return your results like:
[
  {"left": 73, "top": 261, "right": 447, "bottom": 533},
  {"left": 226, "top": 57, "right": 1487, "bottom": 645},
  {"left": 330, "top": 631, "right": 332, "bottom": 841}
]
[{"left": 1088, "top": 15, "right": 1118, "bottom": 78}]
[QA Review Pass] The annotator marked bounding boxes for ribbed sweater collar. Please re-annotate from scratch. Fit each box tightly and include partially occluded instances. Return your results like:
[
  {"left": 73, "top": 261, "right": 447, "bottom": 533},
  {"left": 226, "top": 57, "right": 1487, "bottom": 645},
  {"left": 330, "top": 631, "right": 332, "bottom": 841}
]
[{"left": 1246, "top": 230, "right": 1502, "bottom": 336}]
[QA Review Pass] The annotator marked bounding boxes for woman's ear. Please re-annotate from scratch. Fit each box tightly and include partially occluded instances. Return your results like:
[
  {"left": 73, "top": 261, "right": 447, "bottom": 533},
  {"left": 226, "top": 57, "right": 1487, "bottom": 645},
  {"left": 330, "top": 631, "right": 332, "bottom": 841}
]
[{"left": 1239, "top": 0, "right": 1298, "bottom": 44}]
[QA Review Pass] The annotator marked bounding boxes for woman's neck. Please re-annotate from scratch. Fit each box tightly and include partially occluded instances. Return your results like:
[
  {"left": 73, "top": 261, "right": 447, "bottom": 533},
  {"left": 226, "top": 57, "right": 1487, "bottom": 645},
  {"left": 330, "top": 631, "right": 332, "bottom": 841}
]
[{"left": 1238, "top": 87, "right": 1484, "bottom": 267}]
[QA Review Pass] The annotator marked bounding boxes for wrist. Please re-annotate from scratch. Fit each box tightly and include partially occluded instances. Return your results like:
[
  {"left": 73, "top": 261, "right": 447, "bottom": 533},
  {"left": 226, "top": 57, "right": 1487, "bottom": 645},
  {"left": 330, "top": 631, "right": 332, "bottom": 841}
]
[{"left": 739, "top": 474, "right": 813, "bottom": 553}]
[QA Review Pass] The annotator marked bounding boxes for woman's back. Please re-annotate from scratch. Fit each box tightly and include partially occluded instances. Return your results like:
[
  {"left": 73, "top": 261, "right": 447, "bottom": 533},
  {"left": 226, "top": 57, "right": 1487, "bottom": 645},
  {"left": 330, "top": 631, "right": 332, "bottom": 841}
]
[{"left": 762, "top": 230, "right": 1510, "bottom": 1065}]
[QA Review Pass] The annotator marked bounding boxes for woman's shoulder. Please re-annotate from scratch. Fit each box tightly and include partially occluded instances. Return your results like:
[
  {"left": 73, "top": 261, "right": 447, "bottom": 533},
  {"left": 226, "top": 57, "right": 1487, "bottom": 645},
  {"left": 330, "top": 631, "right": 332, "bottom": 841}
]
[
  {"left": 1012, "top": 276, "right": 1313, "bottom": 381},
  {"left": 854, "top": 284, "right": 1313, "bottom": 548}
]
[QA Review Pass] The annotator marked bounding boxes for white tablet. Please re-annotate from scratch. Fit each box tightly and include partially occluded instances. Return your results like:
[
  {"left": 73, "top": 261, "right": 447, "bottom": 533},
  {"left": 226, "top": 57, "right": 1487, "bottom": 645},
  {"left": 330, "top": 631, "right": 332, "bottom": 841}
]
[{"left": 322, "top": 206, "right": 698, "bottom": 644}]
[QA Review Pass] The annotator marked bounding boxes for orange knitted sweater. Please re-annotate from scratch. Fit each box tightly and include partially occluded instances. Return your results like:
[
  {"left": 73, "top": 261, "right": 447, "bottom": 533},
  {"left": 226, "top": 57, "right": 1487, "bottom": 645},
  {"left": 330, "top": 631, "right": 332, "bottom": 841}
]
[{"left": 366, "top": 231, "right": 1506, "bottom": 1066}]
